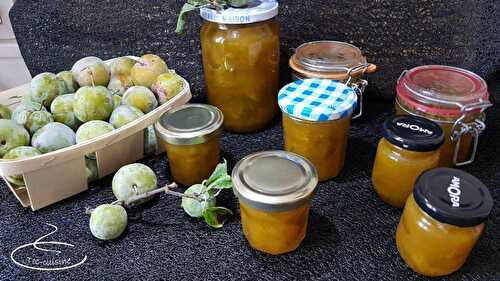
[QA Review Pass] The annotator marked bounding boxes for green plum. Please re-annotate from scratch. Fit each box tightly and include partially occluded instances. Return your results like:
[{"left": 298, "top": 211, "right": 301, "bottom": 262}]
[
  {"left": 85, "top": 158, "right": 99, "bottom": 183},
  {"left": 0, "top": 119, "right": 30, "bottom": 157},
  {"left": 122, "top": 86, "right": 158, "bottom": 113},
  {"left": 76, "top": 120, "right": 114, "bottom": 143},
  {"left": 113, "top": 95, "right": 122, "bottom": 109},
  {"left": 108, "top": 74, "right": 134, "bottom": 96},
  {"left": 12, "top": 101, "right": 47, "bottom": 125},
  {"left": 89, "top": 204, "right": 127, "bottom": 240},
  {"left": 112, "top": 163, "right": 157, "bottom": 205},
  {"left": 71, "top": 56, "right": 110, "bottom": 87},
  {"left": 151, "top": 71, "right": 184, "bottom": 104},
  {"left": 144, "top": 125, "right": 157, "bottom": 156},
  {"left": 30, "top": 72, "right": 62, "bottom": 107},
  {"left": 0, "top": 105, "right": 11, "bottom": 119},
  {"left": 110, "top": 57, "right": 135, "bottom": 76},
  {"left": 3, "top": 146, "right": 42, "bottom": 186},
  {"left": 50, "top": 94, "right": 82, "bottom": 130},
  {"left": 74, "top": 86, "right": 114, "bottom": 122},
  {"left": 109, "top": 105, "right": 144, "bottom": 129},
  {"left": 32, "top": 122, "right": 76, "bottom": 153},
  {"left": 57, "top": 71, "right": 79, "bottom": 94},
  {"left": 181, "top": 184, "right": 215, "bottom": 218},
  {"left": 24, "top": 111, "right": 54, "bottom": 135},
  {"left": 131, "top": 54, "right": 167, "bottom": 87}
]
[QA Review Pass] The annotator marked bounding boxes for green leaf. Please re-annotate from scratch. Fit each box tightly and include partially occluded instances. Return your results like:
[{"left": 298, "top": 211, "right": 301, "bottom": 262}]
[
  {"left": 175, "top": 3, "right": 198, "bottom": 34},
  {"left": 203, "top": 207, "right": 233, "bottom": 228},
  {"left": 207, "top": 174, "right": 233, "bottom": 191},
  {"left": 205, "top": 159, "right": 228, "bottom": 186}
]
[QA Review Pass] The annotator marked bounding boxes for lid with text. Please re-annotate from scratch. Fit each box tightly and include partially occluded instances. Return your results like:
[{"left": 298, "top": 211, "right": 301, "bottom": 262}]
[
  {"left": 382, "top": 115, "right": 444, "bottom": 152},
  {"left": 200, "top": 0, "right": 278, "bottom": 24},
  {"left": 413, "top": 168, "right": 493, "bottom": 227}
]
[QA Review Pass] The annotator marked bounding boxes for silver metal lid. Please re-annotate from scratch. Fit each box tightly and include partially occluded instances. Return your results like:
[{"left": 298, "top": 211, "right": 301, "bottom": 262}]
[
  {"left": 232, "top": 151, "right": 318, "bottom": 212},
  {"left": 155, "top": 104, "right": 223, "bottom": 145},
  {"left": 200, "top": 0, "right": 278, "bottom": 24}
]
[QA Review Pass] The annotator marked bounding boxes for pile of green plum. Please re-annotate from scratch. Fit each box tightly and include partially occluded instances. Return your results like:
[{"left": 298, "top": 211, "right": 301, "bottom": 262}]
[{"left": 0, "top": 54, "right": 185, "bottom": 186}]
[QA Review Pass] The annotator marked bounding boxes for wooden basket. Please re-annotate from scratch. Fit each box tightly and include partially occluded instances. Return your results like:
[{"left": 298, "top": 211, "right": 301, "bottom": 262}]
[{"left": 0, "top": 57, "right": 192, "bottom": 210}]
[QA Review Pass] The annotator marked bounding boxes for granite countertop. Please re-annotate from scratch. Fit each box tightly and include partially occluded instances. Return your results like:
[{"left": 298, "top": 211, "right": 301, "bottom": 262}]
[{"left": 1, "top": 1, "right": 500, "bottom": 280}]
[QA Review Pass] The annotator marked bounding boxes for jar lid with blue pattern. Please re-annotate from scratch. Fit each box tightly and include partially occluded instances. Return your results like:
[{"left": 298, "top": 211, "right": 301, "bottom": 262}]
[{"left": 277, "top": 79, "right": 358, "bottom": 121}]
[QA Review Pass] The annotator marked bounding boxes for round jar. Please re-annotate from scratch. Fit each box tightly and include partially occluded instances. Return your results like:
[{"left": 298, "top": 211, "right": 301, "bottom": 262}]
[
  {"left": 232, "top": 151, "right": 318, "bottom": 255},
  {"left": 200, "top": 0, "right": 280, "bottom": 133},
  {"left": 278, "top": 79, "right": 357, "bottom": 181},
  {"left": 289, "top": 41, "right": 376, "bottom": 118},
  {"left": 396, "top": 168, "right": 493, "bottom": 277},
  {"left": 395, "top": 65, "right": 492, "bottom": 167},
  {"left": 372, "top": 115, "right": 444, "bottom": 208},
  {"left": 155, "top": 104, "right": 223, "bottom": 186}
]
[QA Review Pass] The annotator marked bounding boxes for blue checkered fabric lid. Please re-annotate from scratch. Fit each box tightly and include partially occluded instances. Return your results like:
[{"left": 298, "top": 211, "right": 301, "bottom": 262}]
[{"left": 277, "top": 79, "right": 358, "bottom": 121}]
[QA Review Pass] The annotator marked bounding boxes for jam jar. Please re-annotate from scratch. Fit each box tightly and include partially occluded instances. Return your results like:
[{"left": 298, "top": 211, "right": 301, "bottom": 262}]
[
  {"left": 372, "top": 115, "right": 444, "bottom": 208},
  {"left": 289, "top": 41, "right": 377, "bottom": 118},
  {"left": 278, "top": 79, "right": 357, "bottom": 181},
  {"left": 155, "top": 104, "right": 223, "bottom": 186},
  {"left": 395, "top": 65, "right": 492, "bottom": 166},
  {"left": 396, "top": 168, "right": 493, "bottom": 277},
  {"left": 232, "top": 151, "right": 318, "bottom": 255},
  {"left": 200, "top": 0, "right": 280, "bottom": 133}
]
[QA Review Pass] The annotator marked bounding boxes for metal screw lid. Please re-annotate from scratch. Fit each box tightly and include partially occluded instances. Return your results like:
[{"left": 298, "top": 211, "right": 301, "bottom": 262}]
[
  {"left": 155, "top": 104, "right": 223, "bottom": 145},
  {"left": 232, "top": 151, "right": 318, "bottom": 212}
]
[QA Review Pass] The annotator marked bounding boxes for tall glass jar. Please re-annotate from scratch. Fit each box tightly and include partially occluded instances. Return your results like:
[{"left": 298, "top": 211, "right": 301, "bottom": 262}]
[
  {"left": 395, "top": 65, "right": 492, "bottom": 166},
  {"left": 200, "top": 0, "right": 280, "bottom": 133}
]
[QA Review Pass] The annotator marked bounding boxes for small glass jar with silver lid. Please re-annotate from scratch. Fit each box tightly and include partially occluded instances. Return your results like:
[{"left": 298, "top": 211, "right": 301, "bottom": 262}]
[
  {"left": 155, "top": 104, "right": 223, "bottom": 186},
  {"left": 232, "top": 150, "right": 318, "bottom": 255}
]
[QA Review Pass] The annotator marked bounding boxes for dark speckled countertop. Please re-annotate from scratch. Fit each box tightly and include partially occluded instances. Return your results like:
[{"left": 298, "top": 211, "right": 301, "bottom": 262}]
[{"left": 1, "top": 1, "right": 500, "bottom": 280}]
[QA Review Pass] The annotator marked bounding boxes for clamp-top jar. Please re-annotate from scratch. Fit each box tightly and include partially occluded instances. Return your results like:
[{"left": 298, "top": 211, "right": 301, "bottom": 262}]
[
  {"left": 395, "top": 65, "right": 492, "bottom": 166},
  {"left": 289, "top": 41, "right": 377, "bottom": 118}
]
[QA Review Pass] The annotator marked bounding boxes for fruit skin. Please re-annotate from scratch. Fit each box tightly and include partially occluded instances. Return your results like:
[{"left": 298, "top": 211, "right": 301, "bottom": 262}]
[
  {"left": 24, "top": 111, "right": 54, "bottom": 135},
  {"left": 144, "top": 125, "right": 157, "bottom": 156},
  {"left": 76, "top": 120, "right": 114, "bottom": 143},
  {"left": 112, "top": 163, "right": 157, "bottom": 205},
  {"left": 151, "top": 71, "right": 184, "bottom": 104},
  {"left": 0, "top": 119, "right": 30, "bottom": 157},
  {"left": 108, "top": 74, "right": 134, "bottom": 96},
  {"left": 11, "top": 101, "right": 47, "bottom": 128},
  {"left": 89, "top": 204, "right": 128, "bottom": 240},
  {"left": 57, "top": 71, "right": 79, "bottom": 94},
  {"left": 85, "top": 158, "right": 99, "bottom": 183},
  {"left": 30, "top": 72, "right": 63, "bottom": 107},
  {"left": 74, "top": 86, "right": 114, "bottom": 122},
  {"left": 122, "top": 86, "right": 158, "bottom": 113},
  {"left": 181, "top": 184, "right": 215, "bottom": 218},
  {"left": 50, "top": 94, "right": 82, "bottom": 130},
  {"left": 0, "top": 105, "right": 11, "bottom": 119},
  {"left": 32, "top": 122, "right": 76, "bottom": 153},
  {"left": 131, "top": 54, "right": 168, "bottom": 87},
  {"left": 3, "top": 146, "right": 42, "bottom": 186},
  {"left": 110, "top": 57, "right": 136, "bottom": 76},
  {"left": 109, "top": 105, "right": 144, "bottom": 129},
  {"left": 71, "top": 56, "right": 110, "bottom": 87},
  {"left": 113, "top": 95, "right": 122, "bottom": 109}
]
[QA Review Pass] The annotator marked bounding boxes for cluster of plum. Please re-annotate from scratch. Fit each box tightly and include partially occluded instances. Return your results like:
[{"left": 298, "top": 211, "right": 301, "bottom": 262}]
[{"left": 0, "top": 54, "right": 184, "bottom": 186}]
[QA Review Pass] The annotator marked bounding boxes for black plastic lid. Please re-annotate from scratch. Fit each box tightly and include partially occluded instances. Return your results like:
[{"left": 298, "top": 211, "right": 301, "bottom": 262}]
[
  {"left": 413, "top": 168, "right": 493, "bottom": 227},
  {"left": 382, "top": 115, "right": 444, "bottom": 152}
]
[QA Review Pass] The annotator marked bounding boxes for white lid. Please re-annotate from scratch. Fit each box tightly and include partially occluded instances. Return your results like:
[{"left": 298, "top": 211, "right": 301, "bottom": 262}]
[{"left": 200, "top": 0, "right": 278, "bottom": 24}]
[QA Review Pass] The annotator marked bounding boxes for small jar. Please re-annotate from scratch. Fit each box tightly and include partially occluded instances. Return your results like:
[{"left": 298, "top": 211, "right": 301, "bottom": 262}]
[
  {"left": 232, "top": 151, "right": 318, "bottom": 255},
  {"left": 155, "top": 104, "right": 223, "bottom": 186},
  {"left": 278, "top": 79, "right": 358, "bottom": 181},
  {"left": 372, "top": 115, "right": 444, "bottom": 208},
  {"left": 200, "top": 1, "right": 280, "bottom": 133},
  {"left": 289, "top": 41, "right": 377, "bottom": 118},
  {"left": 396, "top": 168, "right": 493, "bottom": 277},
  {"left": 395, "top": 65, "right": 492, "bottom": 166}
]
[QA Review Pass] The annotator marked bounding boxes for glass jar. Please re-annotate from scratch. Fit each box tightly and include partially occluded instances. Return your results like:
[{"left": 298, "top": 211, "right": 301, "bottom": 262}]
[
  {"left": 155, "top": 104, "right": 223, "bottom": 186},
  {"left": 372, "top": 115, "right": 444, "bottom": 208},
  {"left": 278, "top": 79, "right": 358, "bottom": 181},
  {"left": 232, "top": 151, "right": 318, "bottom": 255},
  {"left": 396, "top": 168, "right": 493, "bottom": 277},
  {"left": 200, "top": 0, "right": 280, "bottom": 133},
  {"left": 289, "top": 41, "right": 376, "bottom": 118},
  {"left": 395, "top": 65, "right": 492, "bottom": 167}
]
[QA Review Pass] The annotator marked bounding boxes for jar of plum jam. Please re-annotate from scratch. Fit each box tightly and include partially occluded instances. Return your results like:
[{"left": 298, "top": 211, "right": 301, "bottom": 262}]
[
  {"left": 372, "top": 115, "right": 444, "bottom": 208},
  {"left": 278, "top": 79, "right": 358, "bottom": 181},
  {"left": 200, "top": 0, "right": 280, "bottom": 133},
  {"left": 395, "top": 65, "right": 492, "bottom": 166},
  {"left": 289, "top": 41, "right": 376, "bottom": 118},
  {"left": 155, "top": 104, "right": 223, "bottom": 186},
  {"left": 232, "top": 151, "right": 318, "bottom": 255},
  {"left": 396, "top": 168, "right": 493, "bottom": 277}
]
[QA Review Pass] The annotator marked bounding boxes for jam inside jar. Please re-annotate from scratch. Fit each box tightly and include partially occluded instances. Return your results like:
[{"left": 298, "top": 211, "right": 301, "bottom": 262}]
[
  {"left": 232, "top": 151, "right": 318, "bottom": 255},
  {"left": 395, "top": 65, "right": 492, "bottom": 166},
  {"left": 155, "top": 104, "right": 223, "bottom": 186},
  {"left": 278, "top": 79, "right": 357, "bottom": 181},
  {"left": 200, "top": 1, "right": 280, "bottom": 133},
  {"left": 396, "top": 168, "right": 493, "bottom": 277},
  {"left": 372, "top": 115, "right": 444, "bottom": 208}
]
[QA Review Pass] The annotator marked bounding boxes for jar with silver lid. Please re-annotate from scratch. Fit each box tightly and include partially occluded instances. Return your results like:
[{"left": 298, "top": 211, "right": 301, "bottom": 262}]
[{"left": 155, "top": 104, "right": 223, "bottom": 186}]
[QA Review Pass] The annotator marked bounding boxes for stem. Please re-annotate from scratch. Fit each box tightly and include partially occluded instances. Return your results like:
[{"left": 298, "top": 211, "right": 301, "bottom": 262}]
[{"left": 122, "top": 182, "right": 205, "bottom": 207}]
